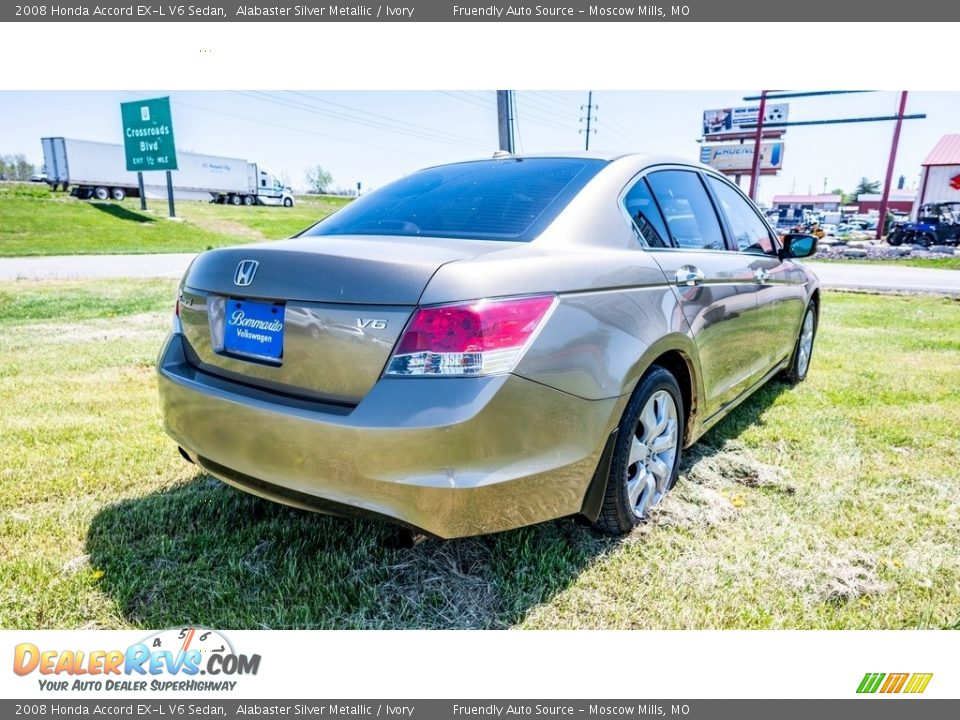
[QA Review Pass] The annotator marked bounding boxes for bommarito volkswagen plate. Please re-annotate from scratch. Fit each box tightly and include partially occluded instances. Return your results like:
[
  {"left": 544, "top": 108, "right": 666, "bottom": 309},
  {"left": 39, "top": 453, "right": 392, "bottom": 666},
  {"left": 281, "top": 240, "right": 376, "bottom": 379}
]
[{"left": 157, "top": 153, "right": 820, "bottom": 538}]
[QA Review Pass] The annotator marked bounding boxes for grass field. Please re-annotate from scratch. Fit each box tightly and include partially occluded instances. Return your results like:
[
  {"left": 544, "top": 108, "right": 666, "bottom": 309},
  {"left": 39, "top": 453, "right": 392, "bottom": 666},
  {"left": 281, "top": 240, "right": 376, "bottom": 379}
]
[
  {"left": 814, "top": 255, "right": 960, "bottom": 270},
  {"left": 0, "top": 182, "right": 351, "bottom": 256},
  {"left": 1, "top": 281, "right": 959, "bottom": 629}
]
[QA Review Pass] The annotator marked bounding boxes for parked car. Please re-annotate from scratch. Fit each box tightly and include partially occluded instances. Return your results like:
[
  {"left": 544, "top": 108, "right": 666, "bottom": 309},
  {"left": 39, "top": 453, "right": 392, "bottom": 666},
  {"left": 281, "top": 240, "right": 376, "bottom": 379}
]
[{"left": 157, "top": 153, "right": 820, "bottom": 538}]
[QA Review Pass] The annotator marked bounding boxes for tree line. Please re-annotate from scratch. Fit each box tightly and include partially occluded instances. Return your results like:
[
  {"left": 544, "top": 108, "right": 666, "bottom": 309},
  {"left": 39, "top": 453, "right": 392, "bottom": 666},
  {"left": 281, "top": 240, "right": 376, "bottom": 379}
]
[{"left": 0, "top": 154, "right": 37, "bottom": 182}]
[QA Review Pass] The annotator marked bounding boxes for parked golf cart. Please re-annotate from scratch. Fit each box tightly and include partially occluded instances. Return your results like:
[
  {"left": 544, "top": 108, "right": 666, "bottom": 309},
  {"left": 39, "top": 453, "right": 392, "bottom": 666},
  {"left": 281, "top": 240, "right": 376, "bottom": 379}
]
[{"left": 888, "top": 202, "right": 960, "bottom": 246}]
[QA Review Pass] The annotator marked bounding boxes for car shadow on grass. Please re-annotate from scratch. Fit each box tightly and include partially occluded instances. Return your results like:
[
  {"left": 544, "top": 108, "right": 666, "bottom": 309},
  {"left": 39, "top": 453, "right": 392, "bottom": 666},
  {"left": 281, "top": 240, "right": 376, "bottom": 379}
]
[
  {"left": 86, "top": 380, "right": 790, "bottom": 630},
  {"left": 89, "top": 202, "right": 155, "bottom": 224}
]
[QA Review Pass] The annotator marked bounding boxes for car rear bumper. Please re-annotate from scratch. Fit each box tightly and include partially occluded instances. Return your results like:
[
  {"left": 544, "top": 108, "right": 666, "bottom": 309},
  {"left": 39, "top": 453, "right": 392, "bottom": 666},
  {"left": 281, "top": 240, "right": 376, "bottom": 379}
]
[{"left": 157, "top": 333, "right": 623, "bottom": 538}]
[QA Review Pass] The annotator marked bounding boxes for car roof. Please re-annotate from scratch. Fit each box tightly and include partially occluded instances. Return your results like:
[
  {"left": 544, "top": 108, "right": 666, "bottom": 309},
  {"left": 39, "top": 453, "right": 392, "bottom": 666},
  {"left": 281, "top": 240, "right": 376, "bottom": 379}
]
[{"left": 423, "top": 151, "right": 713, "bottom": 173}]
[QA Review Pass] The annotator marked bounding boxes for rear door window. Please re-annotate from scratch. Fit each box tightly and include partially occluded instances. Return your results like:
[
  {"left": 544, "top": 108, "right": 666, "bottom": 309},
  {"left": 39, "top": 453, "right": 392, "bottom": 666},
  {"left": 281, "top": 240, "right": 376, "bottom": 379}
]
[
  {"left": 646, "top": 170, "right": 727, "bottom": 251},
  {"left": 622, "top": 178, "right": 671, "bottom": 248},
  {"left": 305, "top": 158, "right": 606, "bottom": 242},
  {"left": 706, "top": 176, "right": 777, "bottom": 255}
]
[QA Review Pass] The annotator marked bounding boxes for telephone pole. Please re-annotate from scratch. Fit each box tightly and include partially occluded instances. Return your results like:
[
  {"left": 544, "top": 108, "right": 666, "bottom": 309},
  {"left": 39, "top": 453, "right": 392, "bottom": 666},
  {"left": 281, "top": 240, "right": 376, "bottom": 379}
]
[
  {"left": 496, "top": 90, "right": 515, "bottom": 153},
  {"left": 580, "top": 91, "right": 597, "bottom": 151}
]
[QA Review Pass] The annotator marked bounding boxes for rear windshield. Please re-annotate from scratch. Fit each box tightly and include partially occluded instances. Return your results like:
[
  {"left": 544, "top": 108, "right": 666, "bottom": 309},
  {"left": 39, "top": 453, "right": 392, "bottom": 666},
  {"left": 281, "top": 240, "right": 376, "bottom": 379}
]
[{"left": 304, "top": 157, "right": 606, "bottom": 242}]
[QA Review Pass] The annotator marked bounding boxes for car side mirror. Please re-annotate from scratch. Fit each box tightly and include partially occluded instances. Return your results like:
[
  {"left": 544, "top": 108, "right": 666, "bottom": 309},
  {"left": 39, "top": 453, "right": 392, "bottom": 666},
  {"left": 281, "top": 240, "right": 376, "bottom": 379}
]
[{"left": 781, "top": 233, "right": 817, "bottom": 259}]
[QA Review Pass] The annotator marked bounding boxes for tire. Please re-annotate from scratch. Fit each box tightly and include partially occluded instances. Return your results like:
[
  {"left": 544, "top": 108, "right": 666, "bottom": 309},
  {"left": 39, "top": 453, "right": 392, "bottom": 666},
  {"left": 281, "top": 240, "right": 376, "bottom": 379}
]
[
  {"left": 887, "top": 229, "right": 902, "bottom": 246},
  {"left": 111, "top": 187, "right": 126, "bottom": 201},
  {"left": 243, "top": 195, "right": 254, "bottom": 206},
  {"left": 593, "top": 366, "right": 684, "bottom": 535},
  {"left": 781, "top": 302, "right": 818, "bottom": 384},
  {"left": 919, "top": 233, "right": 936, "bottom": 247},
  {"left": 93, "top": 186, "right": 109, "bottom": 201},
  {"left": 230, "top": 194, "right": 241, "bottom": 206},
  {"left": 283, "top": 197, "right": 293, "bottom": 207}
]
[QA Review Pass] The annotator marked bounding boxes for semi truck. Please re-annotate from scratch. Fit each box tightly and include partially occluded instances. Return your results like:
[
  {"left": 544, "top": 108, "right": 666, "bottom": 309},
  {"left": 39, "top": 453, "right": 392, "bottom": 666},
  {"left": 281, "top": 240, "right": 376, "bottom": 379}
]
[{"left": 41, "top": 137, "right": 295, "bottom": 207}]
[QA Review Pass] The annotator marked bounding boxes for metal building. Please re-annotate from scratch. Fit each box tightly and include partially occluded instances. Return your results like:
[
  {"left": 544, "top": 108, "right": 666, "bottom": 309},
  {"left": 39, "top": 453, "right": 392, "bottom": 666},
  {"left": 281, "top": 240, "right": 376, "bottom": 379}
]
[{"left": 917, "top": 134, "right": 960, "bottom": 210}]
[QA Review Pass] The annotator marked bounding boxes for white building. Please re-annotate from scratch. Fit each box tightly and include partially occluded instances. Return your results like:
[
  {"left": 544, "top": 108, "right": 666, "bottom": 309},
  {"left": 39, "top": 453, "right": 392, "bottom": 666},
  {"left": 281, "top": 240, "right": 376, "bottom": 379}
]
[{"left": 917, "top": 134, "right": 960, "bottom": 211}]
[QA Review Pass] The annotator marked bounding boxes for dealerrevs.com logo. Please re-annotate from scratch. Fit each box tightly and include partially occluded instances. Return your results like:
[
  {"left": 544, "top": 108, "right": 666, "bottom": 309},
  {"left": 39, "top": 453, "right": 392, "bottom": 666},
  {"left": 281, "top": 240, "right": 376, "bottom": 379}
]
[{"left": 13, "top": 628, "right": 260, "bottom": 692}]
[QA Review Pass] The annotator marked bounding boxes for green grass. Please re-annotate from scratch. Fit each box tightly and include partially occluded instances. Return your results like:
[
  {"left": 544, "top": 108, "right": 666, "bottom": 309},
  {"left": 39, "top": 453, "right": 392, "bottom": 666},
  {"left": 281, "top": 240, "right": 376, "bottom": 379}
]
[
  {"left": 1, "top": 284, "right": 958, "bottom": 629},
  {"left": 812, "top": 256, "right": 960, "bottom": 270},
  {"left": 0, "top": 182, "right": 350, "bottom": 256}
]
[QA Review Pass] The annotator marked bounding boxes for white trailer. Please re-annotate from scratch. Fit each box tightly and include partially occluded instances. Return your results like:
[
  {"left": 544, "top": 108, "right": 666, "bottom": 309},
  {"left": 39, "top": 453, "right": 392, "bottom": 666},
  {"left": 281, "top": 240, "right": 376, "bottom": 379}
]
[{"left": 41, "top": 137, "right": 295, "bottom": 207}]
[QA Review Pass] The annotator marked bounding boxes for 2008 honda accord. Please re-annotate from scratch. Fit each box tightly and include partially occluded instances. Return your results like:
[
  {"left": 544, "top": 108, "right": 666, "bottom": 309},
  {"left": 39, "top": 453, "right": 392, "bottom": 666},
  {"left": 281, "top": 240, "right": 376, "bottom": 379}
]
[{"left": 157, "top": 153, "right": 819, "bottom": 538}]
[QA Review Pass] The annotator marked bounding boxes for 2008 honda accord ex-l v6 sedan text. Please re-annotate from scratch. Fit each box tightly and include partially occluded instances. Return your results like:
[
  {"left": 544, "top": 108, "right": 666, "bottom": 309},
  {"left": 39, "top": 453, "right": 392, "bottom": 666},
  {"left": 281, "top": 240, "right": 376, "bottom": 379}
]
[{"left": 157, "top": 153, "right": 820, "bottom": 538}]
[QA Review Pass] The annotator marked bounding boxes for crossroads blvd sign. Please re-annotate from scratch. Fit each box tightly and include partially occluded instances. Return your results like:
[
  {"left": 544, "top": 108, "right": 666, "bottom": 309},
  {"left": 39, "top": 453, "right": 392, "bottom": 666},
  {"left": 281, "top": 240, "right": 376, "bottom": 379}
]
[{"left": 120, "top": 97, "right": 178, "bottom": 172}]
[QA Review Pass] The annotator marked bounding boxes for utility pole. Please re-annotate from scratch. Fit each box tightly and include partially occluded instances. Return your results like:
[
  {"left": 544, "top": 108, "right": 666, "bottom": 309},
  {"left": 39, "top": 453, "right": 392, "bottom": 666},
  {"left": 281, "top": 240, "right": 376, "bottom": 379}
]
[
  {"left": 748, "top": 90, "right": 768, "bottom": 201},
  {"left": 580, "top": 91, "right": 597, "bottom": 151},
  {"left": 496, "top": 90, "right": 515, "bottom": 153},
  {"left": 876, "top": 91, "right": 908, "bottom": 240}
]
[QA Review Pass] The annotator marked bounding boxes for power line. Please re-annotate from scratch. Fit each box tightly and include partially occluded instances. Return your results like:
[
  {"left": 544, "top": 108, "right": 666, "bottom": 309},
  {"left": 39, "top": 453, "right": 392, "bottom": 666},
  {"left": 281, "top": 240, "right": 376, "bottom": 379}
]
[
  {"left": 515, "top": 108, "right": 574, "bottom": 133},
  {"left": 458, "top": 90, "right": 497, "bottom": 107},
  {"left": 285, "top": 91, "right": 489, "bottom": 148},
  {"left": 527, "top": 91, "right": 579, "bottom": 112},
  {"left": 240, "top": 91, "right": 491, "bottom": 151},
  {"left": 132, "top": 93, "right": 449, "bottom": 162},
  {"left": 516, "top": 92, "right": 578, "bottom": 118},
  {"left": 439, "top": 91, "right": 496, "bottom": 111},
  {"left": 512, "top": 96, "right": 577, "bottom": 133}
]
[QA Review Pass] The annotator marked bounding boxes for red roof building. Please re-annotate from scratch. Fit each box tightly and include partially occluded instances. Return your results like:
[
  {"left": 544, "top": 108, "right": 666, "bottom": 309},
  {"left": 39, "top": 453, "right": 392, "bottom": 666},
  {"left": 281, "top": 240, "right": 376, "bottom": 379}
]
[
  {"left": 856, "top": 191, "right": 915, "bottom": 215},
  {"left": 917, "top": 134, "right": 960, "bottom": 210}
]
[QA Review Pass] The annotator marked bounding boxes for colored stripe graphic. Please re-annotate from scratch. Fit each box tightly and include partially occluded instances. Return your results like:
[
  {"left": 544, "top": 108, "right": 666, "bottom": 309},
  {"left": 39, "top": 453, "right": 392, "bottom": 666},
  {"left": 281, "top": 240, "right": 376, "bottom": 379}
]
[
  {"left": 904, "top": 673, "right": 933, "bottom": 694},
  {"left": 857, "top": 672, "right": 932, "bottom": 694},
  {"left": 857, "top": 673, "right": 885, "bottom": 693},
  {"left": 880, "top": 673, "right": 909, "bottom": 693}
]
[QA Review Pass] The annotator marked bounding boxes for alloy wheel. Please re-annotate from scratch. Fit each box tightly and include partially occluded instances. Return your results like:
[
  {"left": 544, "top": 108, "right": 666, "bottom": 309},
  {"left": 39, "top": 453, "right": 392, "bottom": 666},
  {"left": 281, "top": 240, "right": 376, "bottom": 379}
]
[
  {"left": 626, "top": 390, "right": 679, "bottom": 518},
  {"left": 797, "top": 309, "right": 815, "bottom": 378}
]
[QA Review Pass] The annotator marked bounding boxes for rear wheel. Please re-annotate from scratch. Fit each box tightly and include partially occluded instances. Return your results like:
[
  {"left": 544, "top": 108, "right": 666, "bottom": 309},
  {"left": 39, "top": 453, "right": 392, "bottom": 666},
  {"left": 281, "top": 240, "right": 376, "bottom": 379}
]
[
  {"left": 111, "top": 187, "right": 126, "bottom": 201},
  {"left": 781, "top": 303, "right": 817, "bottom": 384},
  {"left": 594, "top": 366, "right": 684, "bottom": 535},
  {"left": 93, "top": 186, "right": 109, "bottom": 201},
  {"left": 230, "top": 194, "right": 241, "bottom": 206},
  {"left": 243, "top": 195, "right": 254, "bottom": 206},
  {"left": 887, "top": 229, "right": 902, "bottom": 246}
]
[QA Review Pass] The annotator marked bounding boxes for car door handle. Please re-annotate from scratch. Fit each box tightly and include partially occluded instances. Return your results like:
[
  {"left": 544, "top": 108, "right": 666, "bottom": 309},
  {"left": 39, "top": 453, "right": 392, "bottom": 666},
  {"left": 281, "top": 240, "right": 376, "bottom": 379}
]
[
  {"left": 754, "top": 268, "right": 770, "bottom": 284},
  {"left": 674, "top": 265, "right": 705, "bottom": 286}
]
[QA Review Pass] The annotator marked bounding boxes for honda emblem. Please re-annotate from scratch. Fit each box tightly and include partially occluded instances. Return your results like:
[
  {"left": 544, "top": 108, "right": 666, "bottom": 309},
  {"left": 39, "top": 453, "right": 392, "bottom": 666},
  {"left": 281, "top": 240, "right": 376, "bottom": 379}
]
[{"left": 234, "top": 260, "right": 259, "bottom": 286}]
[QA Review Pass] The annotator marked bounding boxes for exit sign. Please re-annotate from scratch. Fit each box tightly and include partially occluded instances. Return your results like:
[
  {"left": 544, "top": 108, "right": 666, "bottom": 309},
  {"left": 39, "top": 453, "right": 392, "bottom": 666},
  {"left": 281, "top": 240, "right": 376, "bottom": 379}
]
[{"left": 120, "top": 97, "right": 178, "bottom": 172}]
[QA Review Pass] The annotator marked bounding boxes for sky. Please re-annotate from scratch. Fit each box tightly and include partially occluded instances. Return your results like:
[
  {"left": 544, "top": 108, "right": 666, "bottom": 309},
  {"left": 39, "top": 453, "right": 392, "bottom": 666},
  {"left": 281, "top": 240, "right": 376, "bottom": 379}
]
[{"left": 1, "top": 90, "right": 955, "bottom": 204}]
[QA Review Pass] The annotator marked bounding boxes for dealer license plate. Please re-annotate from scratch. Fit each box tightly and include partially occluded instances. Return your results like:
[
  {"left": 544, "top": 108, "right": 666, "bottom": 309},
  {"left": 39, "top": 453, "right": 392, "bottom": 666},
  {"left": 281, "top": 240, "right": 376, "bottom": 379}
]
[{"left": 223, "top": 298, "right": 285, "bottom": 361}]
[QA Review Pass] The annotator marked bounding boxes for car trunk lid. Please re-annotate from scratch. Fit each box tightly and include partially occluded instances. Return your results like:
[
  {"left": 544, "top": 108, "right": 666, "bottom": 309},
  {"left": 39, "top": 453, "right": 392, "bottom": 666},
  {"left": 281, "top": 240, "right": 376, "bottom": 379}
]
[{"left": 176, "top": 235, "right": 504, "bottom": 404}]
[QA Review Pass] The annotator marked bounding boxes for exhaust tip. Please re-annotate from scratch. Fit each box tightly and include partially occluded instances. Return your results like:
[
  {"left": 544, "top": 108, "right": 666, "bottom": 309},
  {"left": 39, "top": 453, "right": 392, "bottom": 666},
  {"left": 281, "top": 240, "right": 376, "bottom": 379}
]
[{"left": 177, "top": 446, "right": 195, "bottom": 464}]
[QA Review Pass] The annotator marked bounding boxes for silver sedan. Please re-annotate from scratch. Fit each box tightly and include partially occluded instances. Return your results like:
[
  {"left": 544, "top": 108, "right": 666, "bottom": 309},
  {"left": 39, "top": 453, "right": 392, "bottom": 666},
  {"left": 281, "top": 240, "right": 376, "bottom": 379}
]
[{"left": 157, "top": 153, "right": 819, "bottom": 538}]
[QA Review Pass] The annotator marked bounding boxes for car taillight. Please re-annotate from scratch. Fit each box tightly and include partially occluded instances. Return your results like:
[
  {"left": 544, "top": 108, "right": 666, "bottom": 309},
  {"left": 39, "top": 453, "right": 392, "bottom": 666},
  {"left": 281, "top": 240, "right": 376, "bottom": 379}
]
[{"left": 385, "top": 295, "right": 557, "bottom": 376}]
